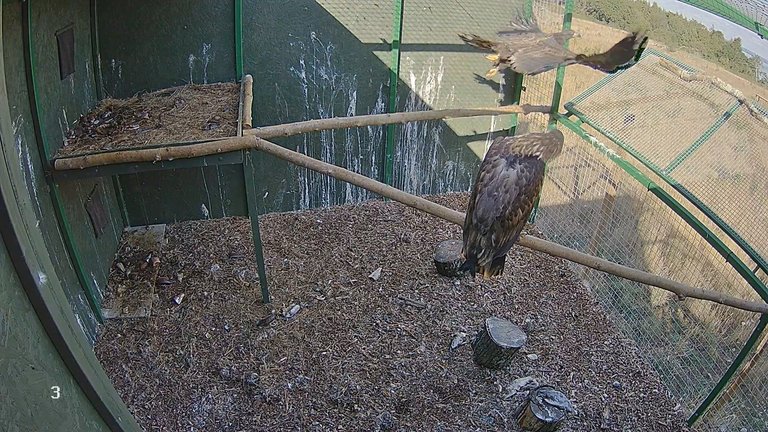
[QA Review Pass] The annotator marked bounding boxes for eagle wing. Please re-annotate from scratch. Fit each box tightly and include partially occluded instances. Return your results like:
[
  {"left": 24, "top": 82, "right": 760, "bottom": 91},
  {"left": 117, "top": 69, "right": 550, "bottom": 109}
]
[
  {"left": 463, "top": 137, "right": 546, "bottom": 269},
  {"left": 576, "top": 31, "right": 648, "bottom": 73},
  {"left": 494, "top": 30, "right": 577, "bottom": 75}
]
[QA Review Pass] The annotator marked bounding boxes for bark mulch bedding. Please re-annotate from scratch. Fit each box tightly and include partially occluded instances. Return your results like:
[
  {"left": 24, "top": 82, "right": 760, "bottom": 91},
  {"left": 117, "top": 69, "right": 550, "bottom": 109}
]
[{"left": 94, "top": 193, "right": 690, "bottom": 431}]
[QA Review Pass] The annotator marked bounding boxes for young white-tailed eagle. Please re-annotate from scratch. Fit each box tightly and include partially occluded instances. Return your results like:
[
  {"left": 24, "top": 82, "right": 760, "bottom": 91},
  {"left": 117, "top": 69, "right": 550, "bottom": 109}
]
[
  {"left": 459, "top": 23, "right": 648, "bottom": 77},
  {"left": 460, "top": 129, "right": 565, "bottom": 279}
]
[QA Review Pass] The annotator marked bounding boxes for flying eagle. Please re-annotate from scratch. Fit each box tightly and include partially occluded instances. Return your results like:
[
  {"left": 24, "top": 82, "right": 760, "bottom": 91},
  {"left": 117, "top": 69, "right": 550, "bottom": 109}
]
[
  {"left": 459, "top": 129, "right": 565, "bottom": 279},
  {"left": 459, "top": 23, "right": 648, "bottom": 77}
]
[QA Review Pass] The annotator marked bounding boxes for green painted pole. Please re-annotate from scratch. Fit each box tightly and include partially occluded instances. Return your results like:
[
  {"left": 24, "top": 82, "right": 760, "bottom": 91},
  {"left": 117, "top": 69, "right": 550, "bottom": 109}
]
[
  {"left": 687, "top": 314, "right": 768, "bottom": 426},
  {"left": 234, "top": 0, "right": 244, "bottom": 79},
  {"left": 548, "top": 0, "right": 574, "bottom": 130},
  {"left": 506, "top": 72, "right": 524, "bottom": 135},
  {"left": 506, "top": 0, "right": 533, "bottom": 135},
  {"left": 88, "top": 0, "right": 103, "bottom": 101},
  {"left": 383, "top": 0, "right": 405, "bottom": 186},
  {"left": 530, "top": 0, "right": 572, "bottom": 223},
  {"left": 665, "top": 101, "right": 742, "bottom": 174},
  {"left": 243, "top": 152, "right": 270, "bottom": 304},
  {"left": 24, "top": 0, "right": 104, "bottom": 322}
]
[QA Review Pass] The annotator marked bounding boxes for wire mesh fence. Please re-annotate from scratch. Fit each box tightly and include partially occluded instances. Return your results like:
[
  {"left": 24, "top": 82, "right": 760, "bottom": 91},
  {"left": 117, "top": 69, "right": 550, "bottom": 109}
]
[
  {"left": 545, "top": 47, "right": 768, "bottom": 431},
  {"left": 565, "top": 49, "right": 768, "bottom": 284}
]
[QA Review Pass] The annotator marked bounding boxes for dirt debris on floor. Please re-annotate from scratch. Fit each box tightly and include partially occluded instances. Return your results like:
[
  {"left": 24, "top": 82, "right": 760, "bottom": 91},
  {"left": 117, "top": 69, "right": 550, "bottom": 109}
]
[
  {"left": 57, "top": 82, "right": 240, "bottom": 158},
  {"left": 94, "top": 193, "right": 691, "bottom": 431}
]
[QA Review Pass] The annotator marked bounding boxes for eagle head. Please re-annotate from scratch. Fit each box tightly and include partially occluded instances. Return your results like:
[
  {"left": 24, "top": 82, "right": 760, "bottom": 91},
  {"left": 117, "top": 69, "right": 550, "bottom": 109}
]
[{"left": 506, "top": 129, "right": 564, "bottom": 162}]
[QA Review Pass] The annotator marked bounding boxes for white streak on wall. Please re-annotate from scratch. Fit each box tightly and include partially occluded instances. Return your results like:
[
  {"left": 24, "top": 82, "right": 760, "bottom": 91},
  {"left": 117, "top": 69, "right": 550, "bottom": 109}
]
[
  {"left": 12, "top": 115, "right": 42, "bottom": 222},
  {"left": 188, "top": 54, "right": 197, "bottom": 84},
  {"left": 84, "top": 60, "right": 94, "bottom": 104},
  {"left": 394, "top": 56, "right": 465, "bottom": 195},
  {"left": 109, "top": 59, "right": 124, "bottom": 96},
  {"left": 287, "top": 33, "right": 384, "bottom": 210},
  {"left": 188, "top": 43, "right": 214, "bottom": 85},
  {"left": 75, "top": 293, "right": 97, "bottom": 345},
  {"left": 201, "top": 43, "right": 213, "bottom": 85}
]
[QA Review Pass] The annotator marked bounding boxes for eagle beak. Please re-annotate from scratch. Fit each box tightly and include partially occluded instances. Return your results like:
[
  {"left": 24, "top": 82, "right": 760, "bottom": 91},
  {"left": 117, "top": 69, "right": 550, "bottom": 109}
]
[{"left": 485, "top": 54, "right": 500, "bottom": 63}]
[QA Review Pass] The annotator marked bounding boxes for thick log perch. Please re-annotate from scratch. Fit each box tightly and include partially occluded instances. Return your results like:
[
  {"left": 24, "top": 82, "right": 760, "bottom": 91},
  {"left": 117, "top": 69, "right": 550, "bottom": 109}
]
[
  {"left": 472, "top": 317, "right": 527, "bottom": 369},
  {"left": 434, "top": 239, "right": 464, "bottom": 277},
  {"left": 53, "top": 104, "right": 550, "bottom": 170},
  {"left": 517, "top": 385, "right": 574, "bottom": 431}
]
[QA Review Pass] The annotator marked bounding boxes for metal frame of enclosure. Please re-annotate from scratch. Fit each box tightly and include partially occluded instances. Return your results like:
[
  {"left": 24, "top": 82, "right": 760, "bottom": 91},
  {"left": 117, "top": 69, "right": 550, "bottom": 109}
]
[{"left": 2, "top": 0, "right": 768, "bottom": 431}]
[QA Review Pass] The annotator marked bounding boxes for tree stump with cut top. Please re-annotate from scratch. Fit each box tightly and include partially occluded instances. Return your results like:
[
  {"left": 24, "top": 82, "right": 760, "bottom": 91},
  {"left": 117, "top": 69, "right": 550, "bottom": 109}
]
[
  {"left": 434, "top": 239, "right": 464, "bottom": 277},
  {"left": 517, "top": 385, "right": 574, "bottom": 431},
  {"left": 471, "top": 317, "right": 527, "bottom": 369}
]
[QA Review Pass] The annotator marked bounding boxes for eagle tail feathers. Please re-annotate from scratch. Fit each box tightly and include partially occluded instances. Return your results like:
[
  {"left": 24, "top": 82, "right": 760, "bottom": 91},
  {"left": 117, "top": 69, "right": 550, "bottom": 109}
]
[{"left": 458, "top": 33, "right": 496, "bottom": 51}]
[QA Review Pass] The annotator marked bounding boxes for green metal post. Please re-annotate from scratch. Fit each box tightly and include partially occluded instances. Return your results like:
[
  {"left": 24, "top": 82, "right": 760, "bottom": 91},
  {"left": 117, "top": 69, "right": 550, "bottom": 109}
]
[
  {"left": 23, "top": 1, "right": 104, "bottom": 322},
  {"left": 687, "top": 314, "right": 768, "bottom": 426},
  {"left": 665, "top": 101, "right": 742, "bottom": 174},
  {"left": 506, "top": 72, "right": 524, "bottom": 135},
  {"left": 506, "top": 0, "right": 533, "bottom": 135},
  {"left": 530, "top": 0, "right": 572, "bottom": 223},
  {"left": 243, "top": 151, "right": 270, "bottom": 304},
  {"left": 383, "top": 0, "right": 405, "bottom": 186},
  {"left": 89, "top": 0, "right": 103, "bottom": 101},
  {"left": 234, "top": 0, "right": 244, "bottom": 79},
  {"left": 548, "top": 0, "right": 574, "bottom": 130}
]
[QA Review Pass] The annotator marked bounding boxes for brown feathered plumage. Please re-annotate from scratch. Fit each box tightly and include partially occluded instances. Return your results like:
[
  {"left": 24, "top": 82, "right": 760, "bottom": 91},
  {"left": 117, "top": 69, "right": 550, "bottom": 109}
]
[
  {"left": 459, "top": 23, "right": 648, "bottom": 77},
  {"left": 460, "top": 130, "right": 565, "bottom": 279}
]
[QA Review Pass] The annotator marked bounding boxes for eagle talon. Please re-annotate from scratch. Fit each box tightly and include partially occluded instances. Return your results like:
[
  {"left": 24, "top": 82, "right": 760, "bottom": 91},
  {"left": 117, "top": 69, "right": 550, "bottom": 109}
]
[{"left": 485, "top": 68, "right": 499, "bottom": 79}]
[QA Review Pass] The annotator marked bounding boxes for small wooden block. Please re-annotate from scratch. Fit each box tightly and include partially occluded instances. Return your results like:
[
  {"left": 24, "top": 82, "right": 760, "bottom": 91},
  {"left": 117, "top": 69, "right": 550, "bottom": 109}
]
[
  {"left": 472, "top": 316, "right": 527, "bottom": 369},
  {"left": 434, "top": 239, "right": 464, "bottom": 277},
  {"left": 517, "top": 385, "right": 574, "bottom": 431}
]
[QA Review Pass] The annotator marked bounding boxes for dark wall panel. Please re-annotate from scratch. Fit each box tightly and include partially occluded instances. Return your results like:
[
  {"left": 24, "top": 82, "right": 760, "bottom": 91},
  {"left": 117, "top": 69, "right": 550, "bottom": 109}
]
[
  {"left": 120, "top": 164, "right": 247, "bottom": 226},
  {"left": 96, "top": 0, "right": 244, "bottom": 224},
  {"left": 245, "top": 0, "right": 392, "bottom": 213},
  {"left": 29, "top": 0, "right": 124, "bottom": 321},
  {"left": 97, "top": 0, "right": 237, "bottom": 98},
  {"left": 3, "top": 1, "right": 104, "bottom": 340}
]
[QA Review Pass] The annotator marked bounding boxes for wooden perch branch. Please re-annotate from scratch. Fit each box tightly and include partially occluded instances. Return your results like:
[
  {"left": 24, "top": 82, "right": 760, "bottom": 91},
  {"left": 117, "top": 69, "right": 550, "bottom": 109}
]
[
  {"left": 53, "top": 104, "right": 550, "bottom": 170},
  {"left": 249, "top": 137, "right": 768, "bottom": 315},
  {"left": 658, "top": 59, "right": 768, "bottom": 125},
  {"left": 243, "top": 75, "right": 254, "bottom": 129},
  {"left": 243, "top": 105, "right": 550, "bottom": 139}
]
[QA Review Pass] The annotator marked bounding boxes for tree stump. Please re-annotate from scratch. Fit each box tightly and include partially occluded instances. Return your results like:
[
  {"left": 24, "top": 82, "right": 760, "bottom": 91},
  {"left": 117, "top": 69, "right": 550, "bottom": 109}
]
[
  {"left": 472, "top": 317, "right": 527, "bottom": 369},
  {"left": 434, "top": 239, "right": 464, "bottom": 277},
  {"left": 517, "top": 385, "right": 574, "bottom": 431}
]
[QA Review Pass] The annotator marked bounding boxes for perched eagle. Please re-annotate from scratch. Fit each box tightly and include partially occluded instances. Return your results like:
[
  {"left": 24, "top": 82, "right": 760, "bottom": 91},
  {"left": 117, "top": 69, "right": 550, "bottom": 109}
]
[
  {"left": 459, "top": 23, "right": 648, "bottom": 77},
  {"left": 460, "top": 130, "right": 565, "bottom": 279}
]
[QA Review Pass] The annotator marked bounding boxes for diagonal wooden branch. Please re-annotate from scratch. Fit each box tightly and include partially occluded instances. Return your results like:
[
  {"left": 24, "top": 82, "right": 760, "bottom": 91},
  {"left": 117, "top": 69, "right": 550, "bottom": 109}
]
[
  {"left": 249, "top": 136, "right": 768, "bottom": 315},
  {"left": 658, "top": 59, "right": 768, "bottom": 126},
  {"left": 53, "top": 104, "right": 550, "bottom": 170}
]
